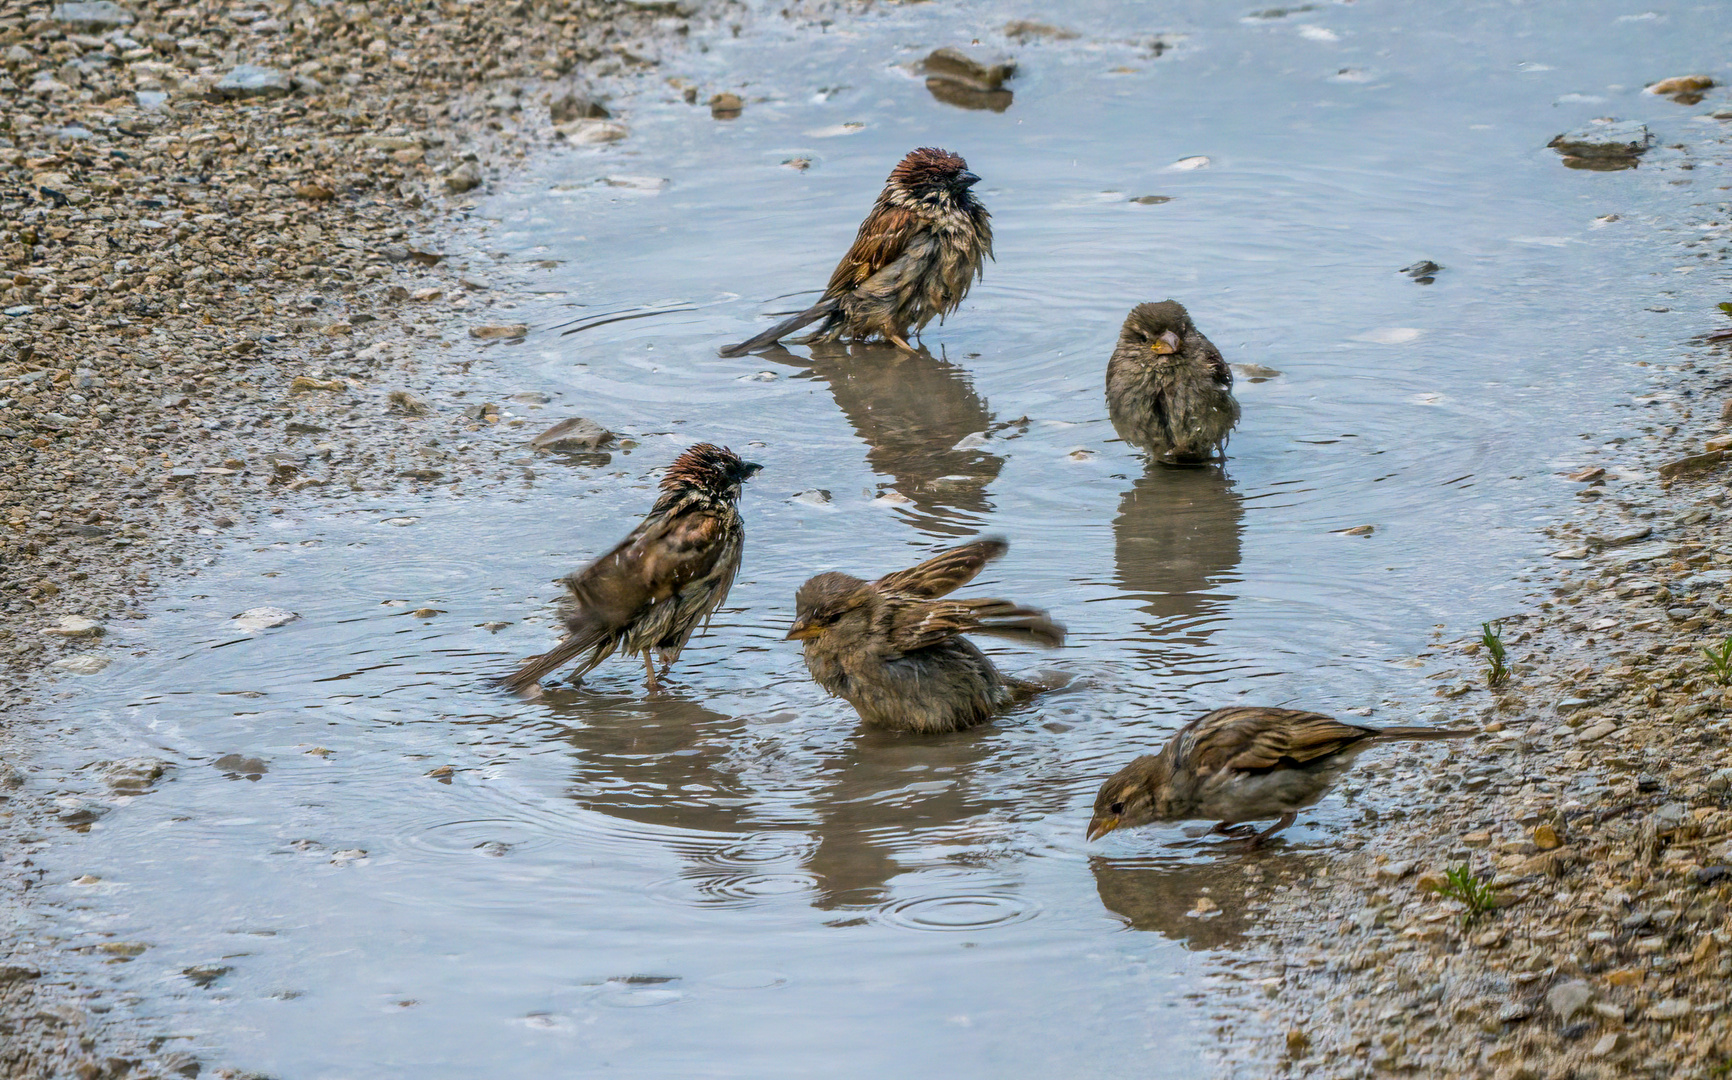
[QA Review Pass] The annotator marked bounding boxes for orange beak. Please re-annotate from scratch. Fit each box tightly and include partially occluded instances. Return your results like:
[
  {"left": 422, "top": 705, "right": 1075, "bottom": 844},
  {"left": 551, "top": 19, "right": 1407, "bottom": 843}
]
[
  {"left": 784, "top": 618, "right": 821, "bottom": 641},
  {"left": 1086, "top": 816, "right": 1120, "bottom": 842},
  {"left": 1150, "top": 330, "right": 1181, "bottom": 355}
]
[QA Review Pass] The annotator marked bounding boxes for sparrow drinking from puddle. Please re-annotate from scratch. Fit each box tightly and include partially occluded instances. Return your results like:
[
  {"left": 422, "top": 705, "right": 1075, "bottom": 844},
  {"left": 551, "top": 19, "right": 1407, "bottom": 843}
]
[
  {"left": 785, "top": 538, "right": 1063, "bottom": 732},
  {"left": 1105, "top": 301, "right": 1240, "bottom": 464},
  {"left": 499, "top": 444, "right": 759, "bottom": 693},
  {"left": 1088, "top": 708, "right": 1473, "bottom": 843},
  {"left": 720, "top": 147, "right": 992, "bottom": 356}
]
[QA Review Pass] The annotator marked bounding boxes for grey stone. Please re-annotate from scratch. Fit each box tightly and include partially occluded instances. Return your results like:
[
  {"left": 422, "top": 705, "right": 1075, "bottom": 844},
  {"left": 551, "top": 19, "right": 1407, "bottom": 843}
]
[
  {"left": 212, "top": 64, "right": 292, "bottom": 100},
  {"left": 51, "top": 1, "right": 134, "bottom": 30},
  {"left": 1548, "top": 120, "right": 1652, "bottom": 159},
  {"left": 529, "top": 416, "right": 613, "bottom": 452},
  {"left": 1647, "top": 998, "right": 1691, "bottom": 1021},
  {"left": 1545, "top": 980, "right": 1595, "bottom": 1024},
  {"left": 444, "top": 161, "right": 483, "bottom": 194}
]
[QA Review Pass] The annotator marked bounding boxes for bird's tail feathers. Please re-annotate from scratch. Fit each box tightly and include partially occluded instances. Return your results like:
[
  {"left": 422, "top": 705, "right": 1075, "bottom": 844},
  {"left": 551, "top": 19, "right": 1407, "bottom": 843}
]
[
  {"left": 1370, "top": 726, "right": 1477, "bottom": 741},
  {"left": 964, "top": 599, "right": 1066, "bottom": 648},
  {"left": 718, "top": 297, "right": 839, "bottom": 357},
  {"left": 496, "top": 618, "right": 614, "bottom": 695}
]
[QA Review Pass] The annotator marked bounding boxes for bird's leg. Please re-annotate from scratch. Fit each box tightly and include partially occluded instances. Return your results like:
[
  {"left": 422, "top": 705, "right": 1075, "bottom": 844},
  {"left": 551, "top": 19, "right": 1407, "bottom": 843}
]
[
  {"left": 1247, "top": 812, "right": 1298, "bottom": 846},
  {"left": 642, "top": 650, "right": 659, "bottom": 690},
  {"left": 1211, "top": 821, "right": 1257, "bottom": 839}
]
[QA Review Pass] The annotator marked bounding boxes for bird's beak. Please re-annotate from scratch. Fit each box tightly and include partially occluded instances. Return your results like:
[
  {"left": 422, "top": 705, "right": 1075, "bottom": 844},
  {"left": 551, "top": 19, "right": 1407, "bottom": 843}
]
[
  {"left": 1086, "top": 816, "right": 1120, "bottom": 842},
  {"left": 956, "top": 171, "right": 981, "bottom": 189},
  {"left": 1150, "top": 330, "right": 1181, "bottom": 355},
  {"left": 784, "top": 618, "right": 820, "bottom": 641},
  {"left": 743, "top": 462, "right": 764, "bottom": 479}
]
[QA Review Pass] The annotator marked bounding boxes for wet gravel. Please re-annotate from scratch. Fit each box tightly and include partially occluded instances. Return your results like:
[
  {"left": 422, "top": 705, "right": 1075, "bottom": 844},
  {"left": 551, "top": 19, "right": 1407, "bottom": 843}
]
[{"left": 0, "top": 0, "right": 732, "bottom": 1073}]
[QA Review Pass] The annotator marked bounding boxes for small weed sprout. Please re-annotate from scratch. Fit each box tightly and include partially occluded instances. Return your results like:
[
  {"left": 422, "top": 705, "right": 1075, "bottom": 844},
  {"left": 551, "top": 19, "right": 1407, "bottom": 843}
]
[
  {"left": 1704, "top": 638, "right": 1732, "bottom": 687},
  {"left": 1481, "top": 622, "right": 1509, "bottom": 687},
  {"left": 1439, "top": 864, "right": 1499, "bottom": 926}
]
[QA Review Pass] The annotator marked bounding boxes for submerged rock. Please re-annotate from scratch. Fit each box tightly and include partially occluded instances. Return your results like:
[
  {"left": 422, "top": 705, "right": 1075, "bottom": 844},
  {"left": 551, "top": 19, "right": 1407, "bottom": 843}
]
[
  {"left": 230, "top": 607, "right": 300, "bottom": 631},
  {"left": 530, "top": 417, "right": 614, "bottom": 452},
  {"left": 709, "top": 92, "right": 743, "bottom": 119},
  {"left": 1548, "top": 120, "right": 1651, "bottom": 170},
  {"left": 1647, "top": 74, "right": 1713, "bottom": 104},
  {"left": 922, "top": 47, "right": 1015, "bottom": 112},
  {"left": 549, "top": 92, "right": 610, "bottom": 122}
]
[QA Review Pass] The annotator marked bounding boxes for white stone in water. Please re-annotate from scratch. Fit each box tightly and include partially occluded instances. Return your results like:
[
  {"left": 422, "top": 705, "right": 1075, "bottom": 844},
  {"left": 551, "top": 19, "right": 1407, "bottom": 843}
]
[
  {"left": 230, "top": 607, "right": 300, "bottom": 631},
  {"left": 51, "top": 654, "right": 110, "bottom": 675},
  {"left": 1353, "top": 327, "right": 1424, "bottom": 345},
  {"left": 952, "top": 431, "right": 990, "bottom": 451},
  {"left": 789, "top": 489, "right": 834, "bottom": 509},
  {"left": 1168, "top": 155, "right": 1210, "bottom": 170},
  {"left": 43, "top": 615, "right": 104, "bottom": 637}
]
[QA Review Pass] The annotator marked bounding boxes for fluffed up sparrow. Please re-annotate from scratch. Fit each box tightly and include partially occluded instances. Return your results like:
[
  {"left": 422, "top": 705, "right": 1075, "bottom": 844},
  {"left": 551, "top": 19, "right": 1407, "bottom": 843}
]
[
  {"left": 1105, "top": 301, "right": 1240, "bottom": 464},
  {"left": 499, "top": 443, "right": 760, "bottom": 694},
  {"left": 785, "top": 538, "right": 1063, "bottom": 733},
  {"left": 720, "top": 147, "right": 992, "bottom": 357},
  {"left": 1088, "top": 707, "right": 1473, "bottom": 843}
]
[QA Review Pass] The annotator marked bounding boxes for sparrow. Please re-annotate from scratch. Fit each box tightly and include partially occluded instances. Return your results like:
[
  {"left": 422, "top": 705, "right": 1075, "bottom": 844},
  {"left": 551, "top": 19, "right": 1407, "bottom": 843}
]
[
  {"left": 499, "top": 444, "right": 760, "bottom": 694},
  {"left": 784, "top": 538, "right": 1064, "bottom": 733},
  {"left": 720, "top": 147, "right": 992, "bottom": 357},
  {"left": 1105, "top": 301, "right": 1240, "bottom": 464},
  {"left": 1087, "top": 707, "right": 1474, "bottom": 843}
]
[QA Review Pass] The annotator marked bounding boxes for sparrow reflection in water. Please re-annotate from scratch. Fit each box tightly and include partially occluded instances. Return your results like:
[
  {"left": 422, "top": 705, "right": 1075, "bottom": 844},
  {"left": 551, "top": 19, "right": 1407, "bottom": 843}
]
[
  {"left": 720, "top": 147, "right": 992, "bottom": 356},
  {"left": 786, "top": 538, "right": 1064, "bottom": 733},
  {"left": 766, "top": 341, "right": 1008, "bottom": 536},
  {"left": 499, "top": 444, "right": 759, "bottom": 694},
  {"left": 1106, "top": 301, "right": 1240, "bottom": 464},
  {"left": 1089, "top": 708, "right": 1474, "bottom": 844},
  {"left": 1112, "top": 466, "right": 1243, "bottom": 659}
]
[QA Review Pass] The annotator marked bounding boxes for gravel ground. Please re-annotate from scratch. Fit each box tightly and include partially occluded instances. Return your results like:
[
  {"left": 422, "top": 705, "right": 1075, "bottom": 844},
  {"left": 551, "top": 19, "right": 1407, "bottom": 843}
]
[{"left": 0, "top": 0, "right": 737, "bottom": 1074}]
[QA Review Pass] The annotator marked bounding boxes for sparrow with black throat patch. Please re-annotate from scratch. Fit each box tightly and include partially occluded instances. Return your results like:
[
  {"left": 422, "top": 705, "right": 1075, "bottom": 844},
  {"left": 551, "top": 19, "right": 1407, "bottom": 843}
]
[
  {"left": 1105, "top": 300, "right": 1240, "bottom": 464},
  {"left": 720, "top": 147, "right": 992, "bottom": 357},
  {"left": 498, "top": 444, "right": 759, "bottom": 694},
  {"left": 1088, "top": 707, "right": 1474, "bottom": 844},
  {"left": 785, "top": 538, "right": 1063, "bottom": 733}
]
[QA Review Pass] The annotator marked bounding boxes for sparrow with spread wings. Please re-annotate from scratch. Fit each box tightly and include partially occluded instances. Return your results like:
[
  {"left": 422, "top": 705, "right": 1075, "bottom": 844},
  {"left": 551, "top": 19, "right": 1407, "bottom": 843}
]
[
  {"left": 1088, "top": 707, "right": 1473, "bottom": 843},
  {"left": 784, "top": 538, "right": 1064, "bottom": 733},
  {"left": 720, "top": 147, "right": 992, "bottom": 356},
  {"left": 498, "top": 444, "right": 760, "bottom": 694}
]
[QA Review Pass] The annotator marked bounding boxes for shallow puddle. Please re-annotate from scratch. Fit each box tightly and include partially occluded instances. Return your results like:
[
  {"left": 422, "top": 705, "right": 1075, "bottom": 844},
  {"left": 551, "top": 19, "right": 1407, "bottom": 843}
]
[{"left": 25, "top": 0, "right": 1731, "bottom": 1075}]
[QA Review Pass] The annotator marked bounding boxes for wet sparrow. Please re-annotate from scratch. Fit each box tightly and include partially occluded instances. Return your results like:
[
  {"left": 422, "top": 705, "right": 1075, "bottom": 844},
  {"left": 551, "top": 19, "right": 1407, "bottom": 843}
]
[
  {"left": 784, "top": 538, "right": 1063, "bottom": 733},
  {"left": 1105, "top": 301, "right": 1240, "bottom": 464},
  {"left": 499, "top": 444, "right": 760, "bottom": 694},
  {"left": 720, "top": 147, "right": 992, "bottom": 356},
  {"left": 1088, "top": 707, "right": 1473, "bottom": 843}
]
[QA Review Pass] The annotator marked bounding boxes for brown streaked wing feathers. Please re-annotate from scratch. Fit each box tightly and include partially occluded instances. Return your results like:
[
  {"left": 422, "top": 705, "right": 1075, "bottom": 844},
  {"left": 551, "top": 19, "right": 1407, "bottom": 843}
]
[
  {"left": 567, "top": 510, "right": 728, "bottom": 622},
  {"left": 825, "top": 204, "right": 922, "bottom": 296},
  {"left": 1187, "top": 708, "right": 1375, "bottom": 774},
  {"left": 874, "top": 538, "right": 1007, "bottom": 599},
  {"left": 882, "top": 596, "right": 1062, "bottom": 655}
]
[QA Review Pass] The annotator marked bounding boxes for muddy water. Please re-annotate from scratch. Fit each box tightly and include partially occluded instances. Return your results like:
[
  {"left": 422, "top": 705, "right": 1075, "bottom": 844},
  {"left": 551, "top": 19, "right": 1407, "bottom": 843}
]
[{"left": 28, "top": 1, "right": 1732, "bottom": 1075}]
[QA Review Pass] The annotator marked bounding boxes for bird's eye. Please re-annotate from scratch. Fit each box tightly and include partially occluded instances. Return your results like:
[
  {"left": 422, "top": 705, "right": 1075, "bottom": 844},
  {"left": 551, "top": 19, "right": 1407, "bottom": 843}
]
[{"left": 1108, "top": 801, "right": 1126, "bottom": 816}]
